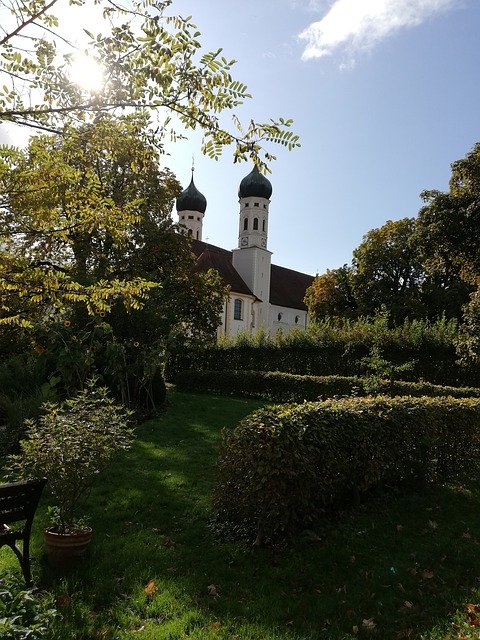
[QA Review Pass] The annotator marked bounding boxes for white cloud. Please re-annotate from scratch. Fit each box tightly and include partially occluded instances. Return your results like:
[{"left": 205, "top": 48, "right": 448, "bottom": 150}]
[{"left": 299, "top": 0, "right": 458, "bottom": 61}]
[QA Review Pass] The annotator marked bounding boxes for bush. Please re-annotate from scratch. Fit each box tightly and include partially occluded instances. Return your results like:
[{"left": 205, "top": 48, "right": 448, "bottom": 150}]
[
  {"left": 166, "top": 316, "right": 468, "bottom": 386},
  {"left": 0, "top": 574, "right": 57, "bottom": 640},
  {"left": 214, "top": 396, "right": 480, "bottom": 540},
  {"left": 8, "top": 380, "right": 133, "bottom": 532},
  {"left": 175, "top": 369, "right": 480, "bottom": 402}
]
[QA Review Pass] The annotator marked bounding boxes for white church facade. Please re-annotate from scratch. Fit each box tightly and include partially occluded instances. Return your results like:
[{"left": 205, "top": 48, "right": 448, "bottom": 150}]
[{"left": 176, "top": 165, "right": 314, "bottom": 337}]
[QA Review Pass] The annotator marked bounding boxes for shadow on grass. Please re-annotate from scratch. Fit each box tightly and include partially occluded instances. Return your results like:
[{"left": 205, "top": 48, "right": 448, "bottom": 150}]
[{"left": 6, "top": 391, "right": 479, "bottom": 640}]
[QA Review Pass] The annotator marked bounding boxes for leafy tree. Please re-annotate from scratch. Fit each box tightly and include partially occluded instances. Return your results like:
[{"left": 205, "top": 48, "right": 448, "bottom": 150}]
[
  {"left": 417, "top": 142, "right": 480, "bottom": 285},
  {"left": 304, "top": 265, "right": 356, "bottom": 321},
  {"left": 0, "top": 115, "right": 228, "bottom": 408},
  {"left": 456, "top": 288, "right": 480, "bottom": 365},
  {"left": 352, "top": 218, "right": 426, "bottom": 322}
]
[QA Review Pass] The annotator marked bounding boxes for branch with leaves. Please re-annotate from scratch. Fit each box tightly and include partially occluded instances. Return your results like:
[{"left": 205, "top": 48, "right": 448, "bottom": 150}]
[{"left": 0, "top": 0, "right": 300, "bottom": 167}]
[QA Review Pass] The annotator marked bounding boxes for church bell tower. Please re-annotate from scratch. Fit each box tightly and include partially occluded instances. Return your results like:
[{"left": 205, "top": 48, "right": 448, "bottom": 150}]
[
  {"left": 175, "top": 170, "right": 207, "bottom": 241},
  {"left": 232, "top": 164, "right": 273, "bottom": 328}
]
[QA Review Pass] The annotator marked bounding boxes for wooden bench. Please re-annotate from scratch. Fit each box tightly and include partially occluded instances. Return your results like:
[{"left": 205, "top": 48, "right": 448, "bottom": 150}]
[{"left": 0, "top": 478, "right": 47, "bottom": 585}]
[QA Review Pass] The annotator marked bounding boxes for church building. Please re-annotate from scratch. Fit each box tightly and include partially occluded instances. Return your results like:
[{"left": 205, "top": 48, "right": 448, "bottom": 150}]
[{"left": 176, "top": 165, "right": 314, "bottom": 337}]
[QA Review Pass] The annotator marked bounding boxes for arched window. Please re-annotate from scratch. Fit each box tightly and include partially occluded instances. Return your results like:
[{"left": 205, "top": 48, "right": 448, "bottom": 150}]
[
  {"left": 188, "top": 228, "right": 193, "bottom": 236},
  {"left": 243, "top": 218, "right": 248, "bottom": 231},
  {"left": 277, "top": 312, "right": 283, "bottom": 321},
  {"left": 262, "top": 219, "right": 266, "bottom": 232},
  {"left": 253, "top": 218, "right": 259, "bottom": 230},
  {"left": 295, "top": 315, "right": 299, "bottom": 324},
  {"left": 234, "top": 299, "right": 243, "bottom": 320},
  {"left": 196, "top": 230, "right": 199, "bottom": 239}
]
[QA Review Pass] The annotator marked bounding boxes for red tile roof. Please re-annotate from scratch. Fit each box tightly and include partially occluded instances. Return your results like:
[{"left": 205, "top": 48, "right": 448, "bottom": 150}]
[
  {"left": 192, "top": 240, "right": 314, "bottom": 311},
  {"left": 192, "top": 241, "right": 254, "bottom": 297}
]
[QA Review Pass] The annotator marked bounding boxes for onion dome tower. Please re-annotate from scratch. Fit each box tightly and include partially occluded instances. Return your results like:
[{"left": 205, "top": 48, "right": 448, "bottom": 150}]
[
  {"left": 237, "top": 164, "right": 272, "bottom": 250},
  {"left": 176, "top": 170, "right": 207, "bottom": 241},
  {"left": 233, "top": 164, "right": 273, "bottom": 328}
]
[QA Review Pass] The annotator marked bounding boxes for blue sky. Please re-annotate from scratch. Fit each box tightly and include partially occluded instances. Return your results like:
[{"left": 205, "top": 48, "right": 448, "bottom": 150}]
[{"left": 166, "top": 0, "right": 480, "bottom": 277}]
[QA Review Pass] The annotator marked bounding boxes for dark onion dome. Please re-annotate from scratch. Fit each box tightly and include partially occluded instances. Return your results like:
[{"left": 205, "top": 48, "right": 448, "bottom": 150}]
[
  {"left": 238, "top": 164, "right": 273, "bottom": 200},
  {"left": 176, "top": 175, "right": 207, "bottom": 213}
]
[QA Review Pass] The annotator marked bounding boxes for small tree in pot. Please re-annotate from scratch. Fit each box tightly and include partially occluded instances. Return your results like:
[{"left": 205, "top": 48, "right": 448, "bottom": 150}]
[{"left": 8, "top": 379, "right": 133, "bottom": 566}]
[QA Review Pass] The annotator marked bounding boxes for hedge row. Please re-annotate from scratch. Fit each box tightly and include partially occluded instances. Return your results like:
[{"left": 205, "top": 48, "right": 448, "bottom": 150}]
[
  {"left": 166, "top": 342, "right": 473, "bottom": 387},
  {"left": 214, "top": 396, "right": 480, "bottom": 539},
  {"left": 175, "top": 369, "right": 480, "bottom": 402}
]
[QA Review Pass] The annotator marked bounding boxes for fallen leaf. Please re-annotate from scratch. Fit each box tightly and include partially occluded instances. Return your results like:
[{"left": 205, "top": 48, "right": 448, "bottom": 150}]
[
  {"left": 396, "top": 524, "right": 404, "bottom": 532},
  {"left": 404, "top": 601, "right": 413, "bottom": 609},
  {"left": 144, "top": 580, "right": 157, "bottom": 597},
  {"left": 362, "top": 618, "right": 376, "bottom": 632},
  {"left": 463, "top": 532, "right": 472, "bottom": 539},
  {"left": 352, "top": 625, "right": 359, "bottom": 634},
  {"left": 162, "top": 537, "right": 176, "bottom": 548},
  {"left": 422, "top": 570, "right": 434, "bottom": 579},
  {"left": 466, "top": 603, "right": 480, "bottom": 626},
  {"left": 207, "top": 584, "right": 220, "bottom": 598},
  {"left": 428, "top": 520, "right": 438, "bottom": 529},
  {"left": 56, "top": 593, "right": 72, "bottom": 607},
  {"left": 211, "top": 621, "right": 221, "bottom": 629}
]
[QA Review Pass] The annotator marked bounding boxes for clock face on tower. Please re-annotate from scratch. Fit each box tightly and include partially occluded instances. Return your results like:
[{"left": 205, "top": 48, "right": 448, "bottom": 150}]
[
  {"left": 261, "top": 238, "right": 267, "bottom": 248},
  {"left": 240, "top": 236, "right": 248, "bottom": 246}
]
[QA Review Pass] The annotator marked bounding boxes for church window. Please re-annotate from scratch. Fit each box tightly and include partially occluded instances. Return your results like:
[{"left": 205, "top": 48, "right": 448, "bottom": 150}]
[
  {"left": 188, "top": 229, "right": 193, "bottom": 236},
  {"left": 234, "top": 298, "right": 243, "bottom": 320},
  {"left": 262, "top": 219, "right": 265, "bottom": 232},
  {"left": 181, "top": 215, "right": 185, "bottom": 220},
  {"left": 263, "top": 204, "right": 267, "bottom": 209},
  {"left": 253, "top": 218, "right": 259, "bottom": 230},
  {"left": 196, "top": 230, "right": 199, "bottom": 239},
  {"left": 243, "top": 218, "right": 248, "bottom": 231},
  {"left": 245, "top": 202, "right": 249, "bottom": 207},
  {"left": 197, "top": 217, "right": 200, "bottom": 221},
  {"left": 188, "top": 215, "right": 194, "bottom": 219},
  {"left": 277, "top": 312, "right": 283, "bottom": 321},
  {"left": 254, "top": 202, "right": 259, "bottom": 207},
  {"left": 295, "top": 315, "right": 299, "bottom": 324}
]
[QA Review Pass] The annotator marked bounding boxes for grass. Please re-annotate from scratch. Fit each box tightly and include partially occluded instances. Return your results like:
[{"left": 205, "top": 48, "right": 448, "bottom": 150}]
[{"left": 2, "top": 390, "right": 480, "bottom": 640}]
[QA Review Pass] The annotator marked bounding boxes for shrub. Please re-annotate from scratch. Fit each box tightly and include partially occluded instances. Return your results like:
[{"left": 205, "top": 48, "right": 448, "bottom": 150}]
[
  {"left": 0, "top": 574, "right": 57, "bottom": 640},
  {"left": 214, "top": 396, "right": 480, "bottom": 540},
  {"left": 175, "top": 369, "right": 480, "bottom": 402},
  {"left": 7, "top": 380, "right": 133, "bottom": 533},
  {"left": 166, "top": 315, "right": 467, "bottom": 386}
]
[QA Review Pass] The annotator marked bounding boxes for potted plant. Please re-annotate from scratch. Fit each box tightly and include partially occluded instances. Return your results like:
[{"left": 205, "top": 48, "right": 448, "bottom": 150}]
[{"left": 8, "top": 379, "right": 133, "bottom": 567}]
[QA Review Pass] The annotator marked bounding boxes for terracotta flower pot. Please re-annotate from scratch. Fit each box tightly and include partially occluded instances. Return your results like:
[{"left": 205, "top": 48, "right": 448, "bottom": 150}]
[{"left": 44, "top": 526, "right": 93, "bottom": 568}]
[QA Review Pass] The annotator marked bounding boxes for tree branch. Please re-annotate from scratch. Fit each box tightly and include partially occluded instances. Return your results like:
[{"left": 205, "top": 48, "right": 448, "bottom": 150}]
[{"left": 0, "top": 0, "right": 60, "bottom": 46}]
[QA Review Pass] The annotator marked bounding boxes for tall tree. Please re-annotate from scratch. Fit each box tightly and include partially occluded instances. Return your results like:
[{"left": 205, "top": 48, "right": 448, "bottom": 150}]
[
  {"left": 352, "top": 218, "right": 426, "bottom": 322},
  {"left": 0, "top": 114, "right": 226, "bottom": 330},
  {"left": 417, "top": 142, "right": 480, "bottom": 285},
  {"left": 0, "top": 115, "right": 228, "bottom": 406},
  {"left": 304, "top": 266, "right": 356, "bottom": 321}
]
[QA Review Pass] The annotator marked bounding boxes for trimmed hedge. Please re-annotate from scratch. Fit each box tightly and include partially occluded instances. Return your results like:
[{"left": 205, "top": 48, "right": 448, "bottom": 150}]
[
  {"left": 175, "top": 369, "right": 480, "bottom": 402},
  {"left": 214, "top": 396, "right": 480, "bottom": 540},
  {"left": 166, "top": 343, "right": 468, "bottom": 386}
]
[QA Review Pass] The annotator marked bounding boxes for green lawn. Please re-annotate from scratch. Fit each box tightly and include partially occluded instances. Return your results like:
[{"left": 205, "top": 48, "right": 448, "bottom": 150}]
[{"left": 2, "top": 390, "right": 480, "bottom": 640}]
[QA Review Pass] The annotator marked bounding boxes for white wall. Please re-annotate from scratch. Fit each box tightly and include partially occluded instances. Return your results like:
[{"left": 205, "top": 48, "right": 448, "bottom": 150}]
[{"left": 217, "top": 294, "right": 256, "bottom": 338}]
